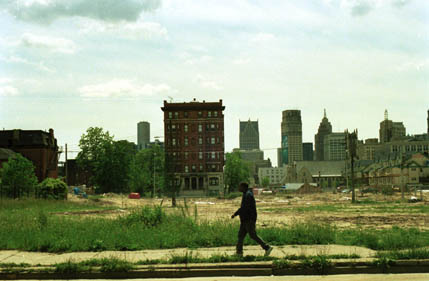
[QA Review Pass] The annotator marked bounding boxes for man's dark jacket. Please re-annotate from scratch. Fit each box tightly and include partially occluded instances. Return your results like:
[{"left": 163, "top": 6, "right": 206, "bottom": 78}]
[{"left": 233, "top": 189, "right": 257, "bottom": 221}]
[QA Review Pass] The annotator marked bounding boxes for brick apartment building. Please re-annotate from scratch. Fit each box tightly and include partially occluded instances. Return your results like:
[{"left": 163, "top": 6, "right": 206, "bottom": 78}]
[
  {"left": 0, "top": 129, "right": 59, "bottom": 181},
  {"left": 161, "top": 99, "right": 225, "bottom": 196}
]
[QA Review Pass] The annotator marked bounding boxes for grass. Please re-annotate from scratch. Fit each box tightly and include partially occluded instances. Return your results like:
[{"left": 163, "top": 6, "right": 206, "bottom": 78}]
[
  {"left": 1, "top": 199, "right": 429, "bottom": 253},
  {"left": 377, "top": 248, "right": 429, "bottom": 260}
]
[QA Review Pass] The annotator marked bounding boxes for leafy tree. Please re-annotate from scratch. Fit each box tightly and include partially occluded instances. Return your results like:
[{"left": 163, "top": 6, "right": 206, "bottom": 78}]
[
  {"left": 261, "top": 176, "right": 270, "bottom": 188},
  {"left": 0, "top": 154, "right": 37, "bottom": 198},
  {"left": 224, "top": 151, "right": 250, "bottom": 193},
  {"left": 77, "top": 127, "right": 135, "bottom": 193},
  {"left": 36, "top": 178, "right": 68, "bottom": 200},
  {"left": 129, "top": 144, "right": 165, "bottom": 197},
  {"left": 76, "top": 127, "right": 114, "bottom": 186}
]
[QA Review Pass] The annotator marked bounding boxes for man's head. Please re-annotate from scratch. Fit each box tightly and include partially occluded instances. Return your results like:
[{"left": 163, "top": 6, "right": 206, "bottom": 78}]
[{"left": 238, "top": 182, "right": 249, "bottom": 193}]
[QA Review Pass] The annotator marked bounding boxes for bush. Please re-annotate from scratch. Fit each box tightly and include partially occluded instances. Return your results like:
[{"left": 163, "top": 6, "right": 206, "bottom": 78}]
[
  {"left": 0, "top": 154, "right": 37, "bottom": 198},
  {"left": 224, "top": 192, "right": 242, "bottom": 200},
  {"left": 36, "top": 178, "right": 68, "bottom": 200}
]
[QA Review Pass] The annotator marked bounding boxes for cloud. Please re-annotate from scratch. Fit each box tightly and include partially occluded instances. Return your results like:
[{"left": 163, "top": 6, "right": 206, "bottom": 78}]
[
  {"left": 395, "top": 59, "right": 429, "bottom": 72},
  {"left": 251, "top": 33, "right": 276, "bottom": 42},
  {"left": 79, "top": 19, "right": 167, "bottom": 39},
  {"left": 232, "top": 57, "right": 251, "bottom": 65},
  {"left": 0, "top": 78, "right": 19, "bottom": 96},
  {"left": 6, "top": 0, "right": 161, "bottom": 24},
  {"left": 78, "top": 79, "right": 171, "bottom": 98},
  {"left": 195, "top": 75, "right": 222, "bottom": 91},
  {"left": 2, "top": 55, "right": 54, "bottom": 72},
  {"left": 391, "top": 0, "right": 411, "bottom": 8},
  {"left": 19, "top": 33, "right": 77, "bottom": 54},
  {"left": 342, "top": 0, "right": 374, "bottom": 16}
]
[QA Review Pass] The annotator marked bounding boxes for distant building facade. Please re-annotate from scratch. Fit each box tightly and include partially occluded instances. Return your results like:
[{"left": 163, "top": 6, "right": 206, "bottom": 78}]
[
  {"left": 280, "top": 110, "right": 303, "bottom": 166},
  {"left": 379, "top": 110, "right": 406, "bottom": 143},
  {"left": 137, "top": 121, "right": 150, "bottom": 150},
  {"left": 357, "top": 138, "right": 379, "bottom": 160},
  {"left": 303, "top": 142, "right": 314, "bottom": 161},
  {"left": 258, "top": 167, "right": 285, "bottom": 186},
  {"left": 0, "top": 129, "right": 59, "bottom": 181},
  {"left": 324, "top": 132, "right": 347, "bottom": 161},
  {"left": 314, "top": 109, "right": 332, "bottom": 161},
  {"left": 239, "top": 119, "right": 259, "bottom": 150},
  {"left": 161, "top": 99, "right": 225, "bottom": 196}
]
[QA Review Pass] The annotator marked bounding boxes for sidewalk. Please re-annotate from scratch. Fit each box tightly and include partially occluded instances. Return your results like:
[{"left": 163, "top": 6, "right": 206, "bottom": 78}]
[{"left": 0, "top": 245, "right": 375, "bottom": 265}]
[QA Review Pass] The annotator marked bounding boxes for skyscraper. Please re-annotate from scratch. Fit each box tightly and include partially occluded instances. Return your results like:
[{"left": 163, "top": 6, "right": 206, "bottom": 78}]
[
  {"left": 280, "top": 110, "right": 303, "bottom": 165},
  {"left": 379, "top": 110, "right": 406, "bottom": 143},
  {"left": 314, "top": 109, "right": 332, "bottom": 161},
  {"left": 137, "top": 121, "right": 150, "bottom": 150},
  {"left": 239, "top": 119, "right": 259, "bottom": 150},
  {"left": 427, "top": 110, "right": 429, "bottom": 135},
  {"left": 302, "top": 142, "right": 314, "bottom": 161}
]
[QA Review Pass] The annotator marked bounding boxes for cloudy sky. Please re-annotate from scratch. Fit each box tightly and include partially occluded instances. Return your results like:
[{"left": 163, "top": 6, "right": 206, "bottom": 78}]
[{"left": 1, "top": 0, "right": 428, "bottom": 164}]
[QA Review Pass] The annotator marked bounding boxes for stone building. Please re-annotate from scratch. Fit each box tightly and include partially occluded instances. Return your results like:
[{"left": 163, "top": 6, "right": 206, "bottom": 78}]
[
  {"left": 258, "top": 166, "right": 285, "bottom": 186},
  {"left": 379, "top": 110, "right": 406, "bottom": 143},
  {"left": 280, "top": 110, "right": 303, "bottom": 166},
  {"left": 324, "top": 132, "right": 347, "bottom": 161},
  {"left": 161, "top": 99, "right": 225, "bottom": 196},
  {"left": 239, "top": 119, "right": 259, "bottom": 150},
  {"left": 0, "top": 129, "right": 59, "bottom": 181},
  {"left": 314, "top": 109, "right": 332, "bottom": 161},
  {"left": 137, "top": 121, "right": 150, "bottom": 150}
]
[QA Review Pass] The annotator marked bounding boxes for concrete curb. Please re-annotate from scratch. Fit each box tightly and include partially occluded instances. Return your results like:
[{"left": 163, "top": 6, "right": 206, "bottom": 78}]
[{"left": 2, "top": 259, "right": 429, "bottom": 279}]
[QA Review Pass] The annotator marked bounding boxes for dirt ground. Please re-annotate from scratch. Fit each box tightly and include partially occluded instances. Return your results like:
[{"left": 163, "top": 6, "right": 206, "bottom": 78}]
[{"left": 68, "top": 191, "right": 429, "bottom": 230}]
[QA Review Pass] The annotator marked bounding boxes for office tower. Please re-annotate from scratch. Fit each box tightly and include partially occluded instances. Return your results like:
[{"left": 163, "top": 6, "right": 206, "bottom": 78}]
[
  {"left": 324, "top": 132, "right": 347, "bottom": 161},
  {"left": 239, "top": 119, "right": 260, "bottom": 150},
  {"left": 161, "top": 99, "right": 225, "bottom": 195},
  {"left": 280, "top": 110, "right": 303, "bottom": 165},
  {"left": 303, "top": 142, "right": 314, "bottom": 161},
  {"left": 379, "top": 110, "right": 406, "bottom": 143},
  {"left": 137, "top": 121, "right": 150, "bottom": 150},
  {"left": 314, "top": 109, "right": 332, "bottom": 161}
]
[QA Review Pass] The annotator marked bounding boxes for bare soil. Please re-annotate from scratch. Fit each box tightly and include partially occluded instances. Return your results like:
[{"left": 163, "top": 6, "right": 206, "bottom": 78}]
[{"left": 68, "top": 192, "right": 429, "bottom": 230}]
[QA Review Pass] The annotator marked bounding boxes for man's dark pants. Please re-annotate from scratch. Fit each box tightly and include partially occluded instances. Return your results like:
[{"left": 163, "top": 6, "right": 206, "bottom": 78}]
[{"left": 236, "top": 220, "right": 269, "bottom": 255}]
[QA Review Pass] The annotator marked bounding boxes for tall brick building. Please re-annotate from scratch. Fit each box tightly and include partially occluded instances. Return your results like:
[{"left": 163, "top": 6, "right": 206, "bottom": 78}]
[{"left": 161, "top": 99, "right": 225, "bottom": 195}]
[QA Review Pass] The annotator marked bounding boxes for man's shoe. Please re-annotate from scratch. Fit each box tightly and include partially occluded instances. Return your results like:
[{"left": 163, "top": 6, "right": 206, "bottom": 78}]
[{"left": 264, "top": 246, "right": 273, "bottom": 257}]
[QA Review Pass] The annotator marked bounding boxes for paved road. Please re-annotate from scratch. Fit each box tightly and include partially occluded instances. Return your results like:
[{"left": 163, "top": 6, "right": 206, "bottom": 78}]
[{"left": 21, "top": 274, "right": 429, "bottom": 281}]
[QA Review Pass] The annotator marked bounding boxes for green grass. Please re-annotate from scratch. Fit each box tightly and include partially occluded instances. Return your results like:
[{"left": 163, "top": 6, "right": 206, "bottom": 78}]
[
  {"left": 1, "top": 199, "right": 429, "bottom": 253},
  {"left": 377, "top": 248, "right": 429, "bottom": 260}
]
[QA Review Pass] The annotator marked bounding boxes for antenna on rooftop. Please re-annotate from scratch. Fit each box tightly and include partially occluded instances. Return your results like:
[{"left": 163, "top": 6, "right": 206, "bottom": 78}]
[
  {"left": 168, "top": 96, "right": 173, "bottom": 103},
  {"left": 384, "top": 109, "right": 388, "bottom": 121}
]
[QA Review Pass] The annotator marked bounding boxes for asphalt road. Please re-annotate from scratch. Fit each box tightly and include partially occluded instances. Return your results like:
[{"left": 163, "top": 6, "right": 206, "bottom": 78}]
[{"left": 22, "top": 273, "right": 429, "bottom": 281}]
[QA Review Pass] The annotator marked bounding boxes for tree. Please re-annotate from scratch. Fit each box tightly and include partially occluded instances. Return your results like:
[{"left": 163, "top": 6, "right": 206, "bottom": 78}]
[
  {"left": 0, "top": 154, "right": 37, "bottom": 198},
  {"left": 94, "top": 140, "right": 135, "bottom": 194},
  {"left": 77, "top": 127, "right": 135, "bottom": 193},
  {"left": 261, "top": 177, "right": 270, "bottom": 188},
  {"left": 36, "top": 178, "right": 68, "bottom": 200},
  {"left": 76, "top": 127, "right": 114, "bottom": 186},
  {"left": 129, "top": 144, "right": 165, "bottom": 197},
  {"left": 224, "top": 151, "right": 250, "bottom": 193}
]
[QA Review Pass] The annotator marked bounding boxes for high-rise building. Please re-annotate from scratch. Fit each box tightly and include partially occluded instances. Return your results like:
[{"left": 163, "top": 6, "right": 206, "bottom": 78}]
[
  {"left": 239, "top": 119, "right": 259, "bottom": 150},
  {"left": 427, "top": 110, "right": 429, "bottom": 135},
  {"left": 280, "top": 110, "right": 303, "bottom": 166},
  {"left": 303, "top": 142, "right": 314, "bottom": 161},
  {"left": 161, "top": 99, "right": 225, "bottom": 195},
  {"left": 323, "top": 132, "right": 347, "bottom": 161},
  {"left": 137, "top": 121, "right": 150, "bottom": 150},
  {"left": 379, "top": 110, "right": 406, "bottom": 143},
  {"left": 314, "top": 109, "right": 332, "bottom": 161}
]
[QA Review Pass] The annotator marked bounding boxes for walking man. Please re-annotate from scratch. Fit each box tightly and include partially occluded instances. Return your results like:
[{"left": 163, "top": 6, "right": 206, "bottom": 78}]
[{"left": 231, "top": 182, "right": 273, "bottom": 257}]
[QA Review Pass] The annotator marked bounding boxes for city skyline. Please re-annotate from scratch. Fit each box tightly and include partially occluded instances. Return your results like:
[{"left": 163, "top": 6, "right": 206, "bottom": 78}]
[{"left": 1, "top": 0, "right": 428, "bottom": 164}]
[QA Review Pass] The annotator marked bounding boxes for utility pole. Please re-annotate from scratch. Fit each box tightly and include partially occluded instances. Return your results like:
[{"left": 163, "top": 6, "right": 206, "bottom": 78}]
[
  {"left": 65, "top": 143, "right": 68, "bottom": 185},
  {"left": 346, "top": 129, "right": 358, "bottom": 203},
  {"left": 401, "top": 153, "right": 405, "bottom": 201}
]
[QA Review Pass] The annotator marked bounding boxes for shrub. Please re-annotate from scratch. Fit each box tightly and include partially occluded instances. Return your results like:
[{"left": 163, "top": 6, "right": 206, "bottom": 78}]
[
  {"left": 36, "top": 178, "right": 68, "bottom": 200},
  {"left": 224, "top": 192, "right": 242, "bottom": 200},
  {"left": 0, "top": 154, "right": 37, "bottom": 198}
]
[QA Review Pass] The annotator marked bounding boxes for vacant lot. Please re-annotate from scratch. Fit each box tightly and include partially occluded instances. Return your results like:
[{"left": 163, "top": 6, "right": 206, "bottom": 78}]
[{"left": 70, "top": 191, "right": 429, "bottom": 230}]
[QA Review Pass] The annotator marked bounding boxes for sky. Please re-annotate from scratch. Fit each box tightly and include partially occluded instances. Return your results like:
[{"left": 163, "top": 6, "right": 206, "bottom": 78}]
[{"left": 0, "top": 0, "right": 428, "bottom": 165}]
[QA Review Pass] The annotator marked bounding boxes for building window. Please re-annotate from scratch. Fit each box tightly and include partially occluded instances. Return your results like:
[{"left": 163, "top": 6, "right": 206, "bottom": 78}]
[
  {"left": 198, "top": 124, "right": 202, "bottom": 132},
  {"left": 208, "top": 111, "right": 212, "bottom": 117},
  {"left": 185, "top": 152, "right": 188, "bottom": 160},
  {"left": 209, "top": 177, "right": 219, "bottom": 186},
  {"left": 184, "top": 111, "right": 188, "bottom": 118},
  {"left": 172, "top": 124, "right": 176, "bottom": 131},
  {"left": 174, "top": 112, "right": 179, "bottom": 119},
  {"left": 200, "top": 164, "right": 203, "bottom": 171},
  {"left": 217, "top": 137, "right": 220, "bottom": 144},
  {"left": 211, "top": 151, "right": 216, "bottom": 159},
  {"left": 199, "top": 152, "right": 203, "bottom": 159},
  {"left": 198, "top": 111, "right": 202, "bottom": 118},
  {"left": 184, "top": 137, "right": 188, "bottom": 146},
  {"left": 168, "top": 112, "right": 172, "bottom": 119},
  {"left": 192, "top": 165, "right": 196, "bottom": 172},
  {"left": 184, "top": 165, "right": 189, "bottom": 173},
  {"left": 198, "top": 137, "right": 202, "bottom": 145},
  {"left": 214, "top": 111, "right": 218, "bottom": 117},
  {"left": 172, "top": 138, "right": 176, "bottom": 146},
  {"left": 211, "top": 137, "right": 215, "bottom": 144},
  {"left": 184, "top": 124, "right": 188, "bottom": 133},
  {"left": 210, "top": 124, "right": 215, "bottom": 130}
]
